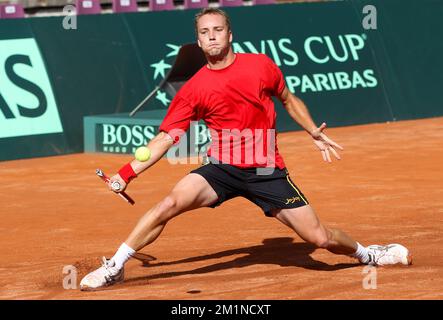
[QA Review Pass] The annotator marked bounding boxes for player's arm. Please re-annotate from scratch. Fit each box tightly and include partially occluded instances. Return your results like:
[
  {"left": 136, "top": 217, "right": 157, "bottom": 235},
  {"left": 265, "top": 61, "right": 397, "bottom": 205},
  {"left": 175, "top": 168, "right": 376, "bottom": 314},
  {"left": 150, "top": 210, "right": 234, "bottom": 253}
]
[
  {"left": 278, "top": 86, "right": 317, "bottom": 135},
  {"left": 277, "top": 86, "right": 343, "bottom": 162},
  {"left": 130, "top": 132, "right": 174, "bottom": 175},
  {"left": 108, "top": 92, "right": 195, "bottom": 191},
  {"left": 108, "top": 132, "right": 174, "bottom": 192}
]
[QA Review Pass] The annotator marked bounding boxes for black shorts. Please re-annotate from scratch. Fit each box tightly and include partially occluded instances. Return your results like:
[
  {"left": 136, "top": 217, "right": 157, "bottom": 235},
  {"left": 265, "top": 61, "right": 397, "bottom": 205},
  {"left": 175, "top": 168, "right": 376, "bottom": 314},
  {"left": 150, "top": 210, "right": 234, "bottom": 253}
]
[{"left": 190, "top": 158, "right": 309, "bottom": 217}]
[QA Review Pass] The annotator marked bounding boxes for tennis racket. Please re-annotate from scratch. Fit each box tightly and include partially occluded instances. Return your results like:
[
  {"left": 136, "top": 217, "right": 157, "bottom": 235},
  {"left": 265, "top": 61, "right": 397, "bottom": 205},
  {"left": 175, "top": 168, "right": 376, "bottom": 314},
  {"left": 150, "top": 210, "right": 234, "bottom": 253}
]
[{"left": 96, "top": 169, "right": 135, "bottom": 205}]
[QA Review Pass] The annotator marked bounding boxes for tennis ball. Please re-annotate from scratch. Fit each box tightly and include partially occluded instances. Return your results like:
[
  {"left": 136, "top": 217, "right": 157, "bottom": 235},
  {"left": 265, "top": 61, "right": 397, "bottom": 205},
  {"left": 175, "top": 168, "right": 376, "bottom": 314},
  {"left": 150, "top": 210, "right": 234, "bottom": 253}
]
[{"left": 135, "top": 147, "right": 151, "bottom": 162}]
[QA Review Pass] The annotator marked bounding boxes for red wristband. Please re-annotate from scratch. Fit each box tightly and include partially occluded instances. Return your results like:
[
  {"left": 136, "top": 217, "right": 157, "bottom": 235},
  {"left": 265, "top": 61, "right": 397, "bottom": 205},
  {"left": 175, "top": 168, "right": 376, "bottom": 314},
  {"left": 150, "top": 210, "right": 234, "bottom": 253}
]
[{"left": 118, "top": 163, "right": 137, "bottom": 184}]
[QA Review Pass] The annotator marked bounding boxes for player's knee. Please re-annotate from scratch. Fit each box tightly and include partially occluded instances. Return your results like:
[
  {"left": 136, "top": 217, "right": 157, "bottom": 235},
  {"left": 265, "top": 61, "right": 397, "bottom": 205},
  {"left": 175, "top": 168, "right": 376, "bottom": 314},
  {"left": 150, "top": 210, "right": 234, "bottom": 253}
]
[
  {"left": 156, "top": 196, "right": 178, "bottom": 221},
  {"left": 162, "top": 196, "right": 178, "bottom": 212}
]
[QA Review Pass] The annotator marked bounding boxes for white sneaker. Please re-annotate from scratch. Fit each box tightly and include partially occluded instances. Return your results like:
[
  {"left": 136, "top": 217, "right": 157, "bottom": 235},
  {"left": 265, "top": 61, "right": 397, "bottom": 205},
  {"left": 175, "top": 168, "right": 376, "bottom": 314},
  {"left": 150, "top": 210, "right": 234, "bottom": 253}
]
[
  {"left": 80, "top": 257, "right": 124, "bottom": 291},
  {"left": 366, "top": 244, "right": 412, "bottom": 266}
]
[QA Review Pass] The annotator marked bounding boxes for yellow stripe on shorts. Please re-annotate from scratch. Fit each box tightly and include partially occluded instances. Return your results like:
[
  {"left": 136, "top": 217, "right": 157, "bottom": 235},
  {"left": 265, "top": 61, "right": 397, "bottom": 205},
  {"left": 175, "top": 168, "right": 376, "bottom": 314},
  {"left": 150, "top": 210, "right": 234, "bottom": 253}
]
[{"left": 286, "top": 175, "right": 308, "bottom": 205}]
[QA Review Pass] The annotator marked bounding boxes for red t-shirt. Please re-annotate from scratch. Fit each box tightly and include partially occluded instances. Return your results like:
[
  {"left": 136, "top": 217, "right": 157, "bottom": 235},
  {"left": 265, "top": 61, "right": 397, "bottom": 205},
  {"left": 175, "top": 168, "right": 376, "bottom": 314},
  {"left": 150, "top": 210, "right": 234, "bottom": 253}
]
[{"left": 159, "top": 53, "right": 287, "bottom": 169}]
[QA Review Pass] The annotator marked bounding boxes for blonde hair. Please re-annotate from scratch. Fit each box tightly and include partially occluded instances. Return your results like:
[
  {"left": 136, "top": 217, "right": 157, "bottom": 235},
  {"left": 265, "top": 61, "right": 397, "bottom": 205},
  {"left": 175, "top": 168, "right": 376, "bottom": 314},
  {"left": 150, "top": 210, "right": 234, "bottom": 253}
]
[{"left": 194, "top": 8, "right": 232, "bottom": 35}]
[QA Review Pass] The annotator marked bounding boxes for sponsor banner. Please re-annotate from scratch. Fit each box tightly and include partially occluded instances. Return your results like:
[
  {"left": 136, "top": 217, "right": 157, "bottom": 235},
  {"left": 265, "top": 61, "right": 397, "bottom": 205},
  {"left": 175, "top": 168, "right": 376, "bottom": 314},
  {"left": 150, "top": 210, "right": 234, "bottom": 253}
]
[
  {"left": 97, "top": 123, "right": 158, "bottom": 154},
  {"left": 84, "top": 113, "right": 211, "bottom": 157},
  {"left": 0, "top": 38, "right": 63, "bottom": 138}
]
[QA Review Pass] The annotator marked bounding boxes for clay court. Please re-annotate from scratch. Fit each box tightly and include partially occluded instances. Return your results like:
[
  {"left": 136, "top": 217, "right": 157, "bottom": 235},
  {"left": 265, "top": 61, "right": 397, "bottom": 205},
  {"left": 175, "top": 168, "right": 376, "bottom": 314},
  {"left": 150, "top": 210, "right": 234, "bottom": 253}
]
[{"left": 1, "top": 117, "right": 442, "bottom": 300}]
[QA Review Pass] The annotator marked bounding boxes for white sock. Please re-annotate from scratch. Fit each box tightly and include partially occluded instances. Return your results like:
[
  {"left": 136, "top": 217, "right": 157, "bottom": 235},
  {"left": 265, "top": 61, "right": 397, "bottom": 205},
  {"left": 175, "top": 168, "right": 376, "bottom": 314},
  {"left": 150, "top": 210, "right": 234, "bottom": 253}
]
[
  {"left": 111, "top": 243, "right": 135, "bottom": 269},
  {"left": 351, "top": 242, "right": 370, "bottom": 264}
]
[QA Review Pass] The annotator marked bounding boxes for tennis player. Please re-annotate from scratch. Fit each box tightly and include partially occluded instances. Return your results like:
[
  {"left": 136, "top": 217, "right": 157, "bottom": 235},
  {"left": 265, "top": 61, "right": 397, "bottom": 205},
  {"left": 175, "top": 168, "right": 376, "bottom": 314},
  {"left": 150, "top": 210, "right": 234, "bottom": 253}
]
[{"left": 80, "top": 8, "right": 411, "bottom": 291}]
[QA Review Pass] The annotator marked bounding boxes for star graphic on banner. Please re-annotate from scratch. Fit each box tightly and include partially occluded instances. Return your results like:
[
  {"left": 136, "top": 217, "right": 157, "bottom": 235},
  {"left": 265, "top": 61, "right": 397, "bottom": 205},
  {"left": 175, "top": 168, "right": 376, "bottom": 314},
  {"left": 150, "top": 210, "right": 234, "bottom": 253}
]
[
  {"left": 156, "top": 90, "right": 171, "bottom": 106},
  {"left": 150, "top": 59, "right": 171, "bottom": 80},
  {"left": 166, "top": 44, "right": 181, "bottom": 57}
]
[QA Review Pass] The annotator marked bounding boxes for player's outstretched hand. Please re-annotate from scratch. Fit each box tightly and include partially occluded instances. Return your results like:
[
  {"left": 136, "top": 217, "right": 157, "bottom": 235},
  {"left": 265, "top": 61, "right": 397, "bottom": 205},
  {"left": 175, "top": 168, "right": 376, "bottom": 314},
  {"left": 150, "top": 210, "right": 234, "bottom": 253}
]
[
  {"left": 311, "top": 122, "right": 344, "bottom": 163},
  {"left": 108, "top": 174, "right": 127, "bottom": 193}
]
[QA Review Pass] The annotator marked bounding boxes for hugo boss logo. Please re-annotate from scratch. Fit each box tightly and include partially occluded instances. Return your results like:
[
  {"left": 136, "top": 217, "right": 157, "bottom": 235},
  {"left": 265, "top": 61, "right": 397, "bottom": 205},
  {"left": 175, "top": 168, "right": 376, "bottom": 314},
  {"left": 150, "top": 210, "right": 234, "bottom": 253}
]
[{"left": 101, "top": 124, "right": 157, "bottom": 146}]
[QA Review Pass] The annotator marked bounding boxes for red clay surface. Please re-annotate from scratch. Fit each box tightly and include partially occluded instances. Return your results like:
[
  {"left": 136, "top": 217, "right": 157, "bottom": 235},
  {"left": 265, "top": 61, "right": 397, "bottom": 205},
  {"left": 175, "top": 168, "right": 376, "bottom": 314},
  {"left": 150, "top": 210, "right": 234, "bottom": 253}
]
[{"left": 0, "top": 117, "right": 442, "bottom": 300}]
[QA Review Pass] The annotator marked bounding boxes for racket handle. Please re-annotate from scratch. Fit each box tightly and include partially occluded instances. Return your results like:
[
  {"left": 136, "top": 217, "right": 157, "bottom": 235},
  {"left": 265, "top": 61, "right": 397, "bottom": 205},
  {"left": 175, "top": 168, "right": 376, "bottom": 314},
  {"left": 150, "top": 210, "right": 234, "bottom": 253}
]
[{"left": 96, "top": 169, "right": 135, "bottom": 205}]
